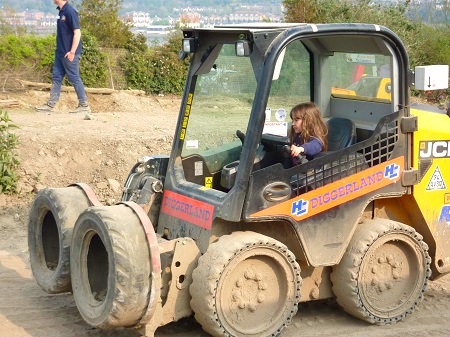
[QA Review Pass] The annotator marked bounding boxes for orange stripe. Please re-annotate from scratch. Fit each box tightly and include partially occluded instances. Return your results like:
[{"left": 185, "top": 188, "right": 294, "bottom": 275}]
[{"left": 251, "top": 156, "right": 404, "bottom": 220}]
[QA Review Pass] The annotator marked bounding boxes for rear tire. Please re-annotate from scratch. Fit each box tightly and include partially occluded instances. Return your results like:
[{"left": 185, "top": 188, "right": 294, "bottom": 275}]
[
  {"left": 190, "top": 231, "right": 301, "bottom": 337},
  {"left": 70, "top": 204, "right": 151, "bottom": 328},
  {"left": 331, "top": 219, "right": 431, "bottom": 324},
  {"left": 28, "top": 187, "right": 90, "bottom": 293}
]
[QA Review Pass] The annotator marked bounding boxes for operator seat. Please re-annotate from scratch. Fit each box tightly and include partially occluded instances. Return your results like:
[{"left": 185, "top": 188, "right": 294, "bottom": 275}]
[
  {"left": 326, "top": 117, "right": 357, "bottom": 151},
  {"left": 290, "top": 117, "right": 358, "bottom": 197}
]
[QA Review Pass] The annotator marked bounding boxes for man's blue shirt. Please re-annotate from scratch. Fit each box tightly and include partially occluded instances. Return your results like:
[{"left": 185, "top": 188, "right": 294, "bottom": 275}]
[{"left": 56, "top": 2, "right": 82, "bottom": 56}]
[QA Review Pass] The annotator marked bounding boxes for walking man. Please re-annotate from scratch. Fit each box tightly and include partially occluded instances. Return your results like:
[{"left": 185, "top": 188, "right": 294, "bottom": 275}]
[{"left": 36, "top": 0, "right": 91, "bottom": 115}]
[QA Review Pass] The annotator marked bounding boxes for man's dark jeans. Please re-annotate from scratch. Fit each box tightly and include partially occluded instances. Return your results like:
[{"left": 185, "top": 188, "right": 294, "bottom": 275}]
[{"left": 48, "top": 53, "right": 87, "bottom": 107}]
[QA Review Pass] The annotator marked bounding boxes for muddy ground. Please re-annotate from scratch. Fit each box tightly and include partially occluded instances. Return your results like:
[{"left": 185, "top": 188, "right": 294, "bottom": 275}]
[{"left": 0, "top": 90, "right": 448, "bottom": 337}]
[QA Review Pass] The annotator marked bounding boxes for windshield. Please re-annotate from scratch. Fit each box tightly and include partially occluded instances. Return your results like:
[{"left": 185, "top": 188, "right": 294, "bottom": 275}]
[
  {"left": 179, "top": 40, "right": 314, "bottom": 190},
  {"left": 181, "top": 44, "right": 257, "bottom": 172}
]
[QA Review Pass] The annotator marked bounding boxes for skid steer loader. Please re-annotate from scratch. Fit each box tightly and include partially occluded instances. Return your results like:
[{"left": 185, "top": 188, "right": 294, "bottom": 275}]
[{"left": 28, "top": 23, "right": 450, "bottom": 337}]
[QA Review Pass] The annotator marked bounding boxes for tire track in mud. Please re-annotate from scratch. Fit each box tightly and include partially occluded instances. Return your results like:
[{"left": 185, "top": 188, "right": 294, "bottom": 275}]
[
  {"left": 0, "top": 251, "right": 141, "bottom": 337},
  {"left": 0, "top": 250, "right": 449, "bottom": 337}
]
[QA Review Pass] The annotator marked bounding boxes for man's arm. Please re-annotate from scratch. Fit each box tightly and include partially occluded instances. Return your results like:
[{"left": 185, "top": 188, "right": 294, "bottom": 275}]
[
  {"left": 70, "top": 29, "right": 81, "bottom": 54},
  {"left": 65, "top": 28, "right": 81, "bottom": 61}
]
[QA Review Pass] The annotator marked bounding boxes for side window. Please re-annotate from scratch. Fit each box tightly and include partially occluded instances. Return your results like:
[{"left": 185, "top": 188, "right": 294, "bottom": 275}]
[
  {"left": 266, "top": 40, "right": 311, "bottom": 125},
  {"left": 330, "top": 53, "right": 392, "bottom": 102}
]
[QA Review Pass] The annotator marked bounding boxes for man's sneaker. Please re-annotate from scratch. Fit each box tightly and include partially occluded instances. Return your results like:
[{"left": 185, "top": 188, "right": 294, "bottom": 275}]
[
  {"left": 70, "top": 104, "right": 91, "bottom": 114},
  {"left": 35, "top": 103, "right": 54, "bottom": 113}
]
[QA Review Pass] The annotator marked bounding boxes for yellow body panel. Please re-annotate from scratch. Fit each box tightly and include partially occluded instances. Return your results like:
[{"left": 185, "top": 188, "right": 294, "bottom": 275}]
[
  {"left": 332, "top": 77, "right": 391, "bottom": 101},
  {"left": 375, "top": 78, "right": 391, "bottom": 100},
  {"left": 410, "top": 108, "right": 450, "bottom": 274},
  {"left": 331, "top": 87, "right": 356, "bottom": 96}
]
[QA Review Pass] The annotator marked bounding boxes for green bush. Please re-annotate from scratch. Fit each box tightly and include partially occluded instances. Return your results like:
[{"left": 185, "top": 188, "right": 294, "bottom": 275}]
[
  {"left": 0, "top": 34, "right": 55, "bottom": 81},
  {"left": 0, "top": 34, "right": 54, "bottom": 67},
  {"left": 119, "top": 33, "right": 153, "bottom": 91},
  {"left": 60, "top": 30, "right": 108, "bottom": 88},
  {"left": 0, "top": 110, "right": 20, "bottom": 194},
  {"left": 413, "top": 25, "right": 450, "bottom": 67},
  {"left": 78, "top": 30, "right": 108, "bottom": 88},
  {"left": 147, "top": 32, "right": 190, "bottom": 94},
  {"left": 119, "top": 31, "right": 189, "bottom": 95},
  {"left": 0, "top": 32, "right": 108, "bottom": 88}
]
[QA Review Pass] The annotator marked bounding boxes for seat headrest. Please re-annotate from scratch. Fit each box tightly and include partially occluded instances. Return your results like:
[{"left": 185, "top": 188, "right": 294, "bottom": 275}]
[{"left": 326, "top": 117, "right": 357, "bottom": 151}]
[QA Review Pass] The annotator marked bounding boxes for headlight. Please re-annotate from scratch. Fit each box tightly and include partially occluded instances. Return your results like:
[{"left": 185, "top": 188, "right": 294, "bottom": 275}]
[
  {"left": 235, "top": 40, "right": 252, "bottom": 57},
  {"left": 182, "top": 38, "right": 198, "bottom": 53}
]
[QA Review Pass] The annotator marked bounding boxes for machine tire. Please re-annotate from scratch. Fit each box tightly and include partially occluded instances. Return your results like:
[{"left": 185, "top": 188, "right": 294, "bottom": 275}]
[
  {"left": 331, "top": 218, "right": 431, "bottom": 324},
  {"left": 28, "top": 186, "right": 90, "bottom": 293},
  {"left": 70, "top": 204, "right": 151, "bottom": 328},
  {"left": 190, "top": 231, "right": 301, "bottom": 337}
]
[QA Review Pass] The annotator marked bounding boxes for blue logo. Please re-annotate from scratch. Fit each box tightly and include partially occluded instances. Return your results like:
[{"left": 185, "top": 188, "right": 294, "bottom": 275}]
[
  {"left": 439, "top": 205, "right": 450, "bottom": 224},
  {"left": 384, "top": 163, "right": 400, "bottom": 180},
  {"left": 292, "top": 199, "right": 309, "bottom": 216}
]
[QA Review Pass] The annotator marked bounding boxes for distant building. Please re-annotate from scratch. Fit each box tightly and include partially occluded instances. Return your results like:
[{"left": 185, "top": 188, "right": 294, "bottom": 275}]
[
  {"left": 180, "top": 12, "right": 201, "bottom": 28},
  {"left": 1, "top": 3, "right": 282, "bottom": 40},
  {"left": 26, "top": 10, "right": 45, "bottom": 20},
  {"left": 125, "top": 11, "right": 151, "bottom": 27},
  {"left": 41, "top": 13, "right": 57, "bottom": 27},
  {"left": 184, "top": 9, "right": 281, "bottom": 28}
]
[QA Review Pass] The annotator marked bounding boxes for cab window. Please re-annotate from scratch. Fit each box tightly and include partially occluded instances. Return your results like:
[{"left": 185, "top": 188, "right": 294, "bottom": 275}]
[{"left": 330, "top": 52, "right": 392, "bottom": 102}]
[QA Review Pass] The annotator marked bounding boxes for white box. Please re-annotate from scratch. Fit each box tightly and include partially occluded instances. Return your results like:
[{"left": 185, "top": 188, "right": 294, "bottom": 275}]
[{"left": 414, "top": 65, "right": 449, "bottom": 90}]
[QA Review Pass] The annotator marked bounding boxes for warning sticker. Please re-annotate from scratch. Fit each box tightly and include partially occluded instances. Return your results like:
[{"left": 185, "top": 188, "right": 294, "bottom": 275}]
[
  {"left": 426, "top": 166, "right": 447, "bottom": 191},
  {"left": 195, "top": 161, "right": 203, "bottom": 176},
  {"left": 205, "top": 177, "right": 212, "bottom": 188}
]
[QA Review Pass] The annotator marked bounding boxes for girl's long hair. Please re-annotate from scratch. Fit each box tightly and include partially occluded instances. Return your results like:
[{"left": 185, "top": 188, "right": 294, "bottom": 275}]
[{"left": 289, "top": 102, "right": 328, "bottom": 151}]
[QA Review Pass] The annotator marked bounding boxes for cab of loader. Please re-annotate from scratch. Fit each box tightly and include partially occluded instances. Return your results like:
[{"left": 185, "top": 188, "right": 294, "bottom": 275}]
[
  {"left": 154, "top": 22, "right": 448, "bottom": 282},
  {"left": 157, "top": 24, "right": 409, "bottom": 251}
]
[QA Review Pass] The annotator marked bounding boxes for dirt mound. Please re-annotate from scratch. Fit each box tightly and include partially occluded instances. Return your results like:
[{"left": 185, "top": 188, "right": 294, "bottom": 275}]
[
  {"left": 5, "top": 89, "right": 181, "bottom": 114},
  {"left": 1, "top": 90, "right": 180, "bottom": 205}
]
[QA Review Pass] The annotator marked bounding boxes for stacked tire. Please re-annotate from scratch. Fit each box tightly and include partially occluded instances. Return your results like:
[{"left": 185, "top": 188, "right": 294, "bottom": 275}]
[{"left": 28, "top": 187, "right": 90, "bottom": 293}]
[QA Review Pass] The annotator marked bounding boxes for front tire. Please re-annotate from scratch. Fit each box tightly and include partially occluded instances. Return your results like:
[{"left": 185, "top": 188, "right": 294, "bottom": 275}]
[
  {"left": 70, "top": 204, "right": 151, "bottom": 328},
  {"left": 28, "top": 187, "right": 90, "bottom": 293},
  {"left": 331, "top": 218, "right": 431, "bottom": 324},
  {"left": 190, "top": 231, "right": 301, "bottom": 337}
]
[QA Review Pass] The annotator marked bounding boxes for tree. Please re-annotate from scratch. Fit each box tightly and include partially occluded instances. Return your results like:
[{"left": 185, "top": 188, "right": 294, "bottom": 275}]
[
  {"left": 77, "top": 30, "right": 108, "bottom": 88},
  {"left": 282, "top": 1, "right": 422, "bottom": 64},
  {"left": 283, "top": 0, "right": 320, "bottom": 23},
  {"left": 76, "top": 0, "right": 133, "bottom": 48},
  {"left": 283, "top": 0, "right": 357, "bottom": 23}
]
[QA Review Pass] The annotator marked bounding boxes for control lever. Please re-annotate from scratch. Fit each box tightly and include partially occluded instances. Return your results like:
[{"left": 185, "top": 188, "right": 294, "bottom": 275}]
[
  {"left": 236, "top": 130, "right": 246, "bottom": 144},
  {"left": 282, "top": 145, "right": 308, "bottom": 164}
]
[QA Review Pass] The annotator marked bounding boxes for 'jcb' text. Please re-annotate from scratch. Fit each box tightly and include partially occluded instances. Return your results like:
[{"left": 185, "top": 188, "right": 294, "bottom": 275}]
[{"left": 419, "top": 141, "right": 450, "bottom": 158}]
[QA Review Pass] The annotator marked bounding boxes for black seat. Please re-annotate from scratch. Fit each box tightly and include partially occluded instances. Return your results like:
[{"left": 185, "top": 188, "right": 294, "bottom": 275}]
[{"left": 326, "top": 117, "right": 357, "bottom": 151}]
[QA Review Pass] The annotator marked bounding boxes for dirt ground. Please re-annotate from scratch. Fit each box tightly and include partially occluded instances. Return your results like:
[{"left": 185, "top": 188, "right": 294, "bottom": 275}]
[{"left": 0, "top": 90, "right": 449, "bottom": 337}]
